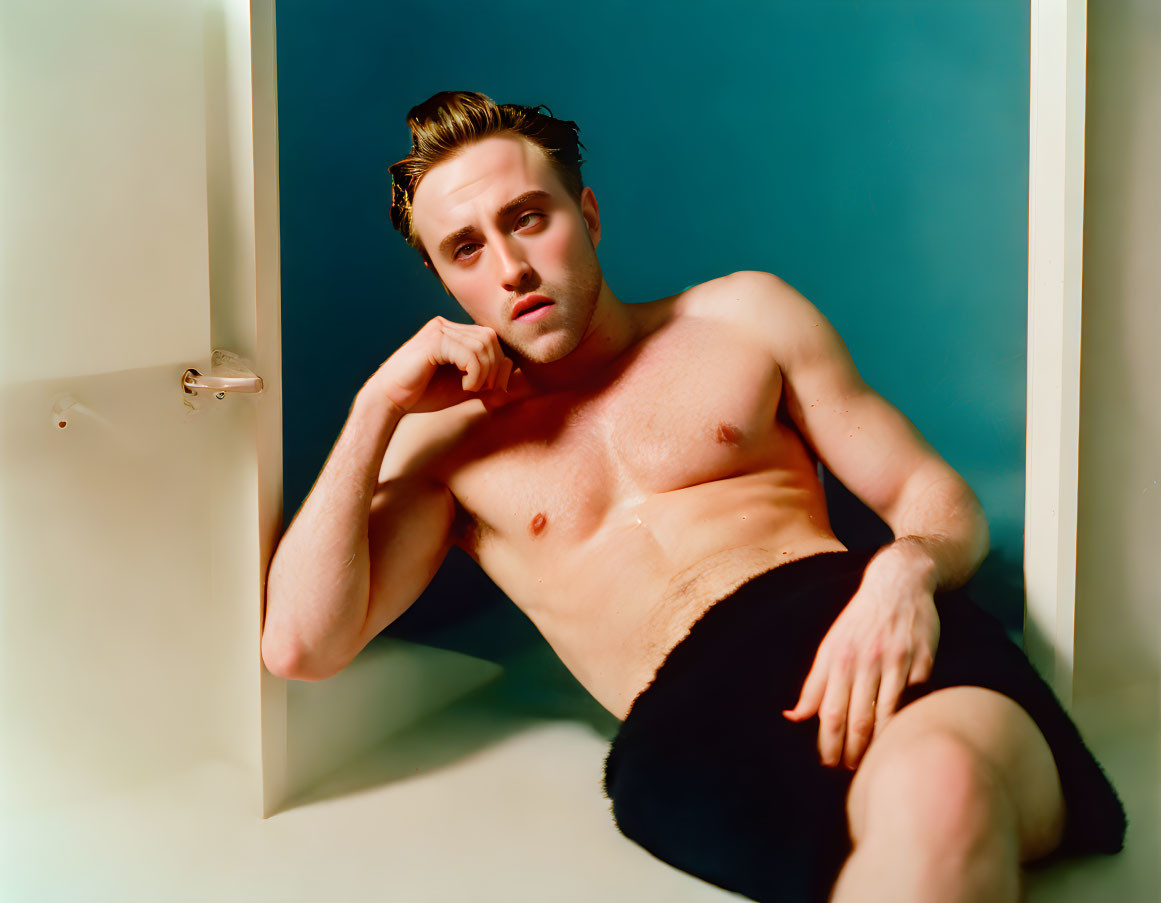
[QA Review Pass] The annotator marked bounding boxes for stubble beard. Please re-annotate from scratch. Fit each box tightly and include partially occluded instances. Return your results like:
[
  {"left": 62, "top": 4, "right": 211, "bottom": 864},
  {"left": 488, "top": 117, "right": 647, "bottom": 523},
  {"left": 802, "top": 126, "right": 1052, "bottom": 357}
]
[{"left": 502, "top": 254, "right": 604, "bottom": 365}]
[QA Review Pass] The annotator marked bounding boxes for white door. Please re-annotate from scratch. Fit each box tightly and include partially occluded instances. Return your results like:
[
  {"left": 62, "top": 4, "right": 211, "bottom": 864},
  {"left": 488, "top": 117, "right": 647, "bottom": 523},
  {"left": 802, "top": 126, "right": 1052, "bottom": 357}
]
[{"left": 0, "top": 0, "right": 283, "bottom": 846}]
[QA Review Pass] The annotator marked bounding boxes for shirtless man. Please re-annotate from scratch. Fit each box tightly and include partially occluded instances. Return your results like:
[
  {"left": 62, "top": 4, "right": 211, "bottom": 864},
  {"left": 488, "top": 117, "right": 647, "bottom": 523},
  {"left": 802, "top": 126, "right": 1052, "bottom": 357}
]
[{"left": 261, "top": 92, "right": 1125, "bottom": 902}]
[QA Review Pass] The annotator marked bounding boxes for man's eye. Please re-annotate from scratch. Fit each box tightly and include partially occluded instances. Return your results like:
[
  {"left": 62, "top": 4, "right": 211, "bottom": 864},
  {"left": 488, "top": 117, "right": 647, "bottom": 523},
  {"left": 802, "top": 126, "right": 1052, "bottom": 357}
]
[
  {"left": 454, "top": 243, "right": 480, "bottom": 260},
  {"left": 516, "top": 212, "right": 544, "bottom": 229}
]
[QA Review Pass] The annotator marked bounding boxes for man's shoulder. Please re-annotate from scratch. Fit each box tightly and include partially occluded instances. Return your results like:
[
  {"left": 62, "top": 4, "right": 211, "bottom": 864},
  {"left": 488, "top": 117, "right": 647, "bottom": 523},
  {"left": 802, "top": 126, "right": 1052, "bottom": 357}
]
[{"left": 670, "top": 270, "right": 815, "bottom": 337}]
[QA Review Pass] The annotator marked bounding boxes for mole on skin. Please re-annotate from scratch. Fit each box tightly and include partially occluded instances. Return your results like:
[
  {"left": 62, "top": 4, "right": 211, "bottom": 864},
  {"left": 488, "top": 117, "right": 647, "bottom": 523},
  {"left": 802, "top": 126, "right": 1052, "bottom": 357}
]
[
  {"left": 716, "top": 421, "right": 743, "bottom": 444},
  {"left": 529, "top": 511, "right": 548, "bottom": 537}
]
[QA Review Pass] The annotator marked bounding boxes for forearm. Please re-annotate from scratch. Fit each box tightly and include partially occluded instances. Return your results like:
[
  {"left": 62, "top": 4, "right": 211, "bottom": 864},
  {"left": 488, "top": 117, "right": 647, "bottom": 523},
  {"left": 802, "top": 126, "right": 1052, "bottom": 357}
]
[
  {"left": 868, "top": 475, "right": 990, "bottom": 593},
  {"left": 262, "top": 381, "right": 405, "bottom": 677}
]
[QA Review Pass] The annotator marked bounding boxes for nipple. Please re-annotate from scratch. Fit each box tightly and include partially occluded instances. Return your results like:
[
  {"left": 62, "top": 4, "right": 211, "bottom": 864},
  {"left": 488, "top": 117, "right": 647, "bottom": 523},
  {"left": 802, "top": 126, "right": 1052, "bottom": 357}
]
[
  {"left": 716, "top": 421, "right": 743, "bottom": 444},
  {"left": 529, "top": 512, "right": 548, "bottom": 537}
]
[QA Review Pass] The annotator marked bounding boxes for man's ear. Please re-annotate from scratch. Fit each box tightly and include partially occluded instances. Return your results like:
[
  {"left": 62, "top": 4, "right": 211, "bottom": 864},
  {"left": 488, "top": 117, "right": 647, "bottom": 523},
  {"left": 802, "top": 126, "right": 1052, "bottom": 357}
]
[{"left": 580, "top": 186, "right": 601, "bottom": 248}]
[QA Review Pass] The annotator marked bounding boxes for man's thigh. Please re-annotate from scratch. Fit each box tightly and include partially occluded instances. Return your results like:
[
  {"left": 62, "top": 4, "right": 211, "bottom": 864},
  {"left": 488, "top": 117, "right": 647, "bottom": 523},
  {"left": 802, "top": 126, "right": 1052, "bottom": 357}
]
[{"left": 846, "top": 685, "right": 1067, "bottom": 862}]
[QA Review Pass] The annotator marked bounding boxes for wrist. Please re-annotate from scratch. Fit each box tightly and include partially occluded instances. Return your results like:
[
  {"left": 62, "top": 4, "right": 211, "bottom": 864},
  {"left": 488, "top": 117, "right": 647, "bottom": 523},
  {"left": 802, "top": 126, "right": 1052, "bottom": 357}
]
[
  {"left": 356, "top": 377, "right": 409, "bottom": 421},
  {"left": 867, "top": 537, "right": 939, "bottom": 592}
]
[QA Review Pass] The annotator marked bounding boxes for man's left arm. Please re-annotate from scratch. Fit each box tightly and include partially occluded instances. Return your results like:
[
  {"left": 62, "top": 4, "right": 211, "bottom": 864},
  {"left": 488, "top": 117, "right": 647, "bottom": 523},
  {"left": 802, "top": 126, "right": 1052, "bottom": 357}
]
[{"left": 729, "top": 271, "right": 990, "bottom": 770}]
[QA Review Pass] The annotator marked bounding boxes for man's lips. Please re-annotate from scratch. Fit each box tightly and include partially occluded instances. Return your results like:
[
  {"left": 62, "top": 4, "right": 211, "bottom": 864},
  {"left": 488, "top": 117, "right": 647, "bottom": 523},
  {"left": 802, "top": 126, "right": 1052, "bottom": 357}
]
[{"left": 511, "top": 295, "right": 554, "bottom": 320}]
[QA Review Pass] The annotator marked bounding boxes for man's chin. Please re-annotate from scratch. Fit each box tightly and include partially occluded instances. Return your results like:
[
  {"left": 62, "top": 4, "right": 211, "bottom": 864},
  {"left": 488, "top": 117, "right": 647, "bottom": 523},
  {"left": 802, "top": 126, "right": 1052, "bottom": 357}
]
[
  {"left": 504, "top": 326, "right": 584, "bottom": 365},
  {"left": 511, "top": 342, "right": 576, "bottom": 366}
]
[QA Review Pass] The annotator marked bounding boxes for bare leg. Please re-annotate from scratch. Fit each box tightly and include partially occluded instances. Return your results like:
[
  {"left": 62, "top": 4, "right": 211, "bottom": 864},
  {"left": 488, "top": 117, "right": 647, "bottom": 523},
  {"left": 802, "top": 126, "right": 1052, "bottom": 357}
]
[
  {"left": 828, "top": 731, "right": 1022, "bottom": 902},
  {"left": 828, "top": 686, "right": 1066, "bottom": 903}
]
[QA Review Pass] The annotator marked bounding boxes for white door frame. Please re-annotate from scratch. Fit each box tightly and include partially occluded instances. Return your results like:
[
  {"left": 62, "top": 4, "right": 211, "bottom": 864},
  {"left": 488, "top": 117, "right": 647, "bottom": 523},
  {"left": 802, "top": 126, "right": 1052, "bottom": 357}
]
[
  {"left": 245, "top": 0, "right": 290, "bottom": 816},
  {"left": 1024, "top": 0, "right": 1088, "bottom": 707}
]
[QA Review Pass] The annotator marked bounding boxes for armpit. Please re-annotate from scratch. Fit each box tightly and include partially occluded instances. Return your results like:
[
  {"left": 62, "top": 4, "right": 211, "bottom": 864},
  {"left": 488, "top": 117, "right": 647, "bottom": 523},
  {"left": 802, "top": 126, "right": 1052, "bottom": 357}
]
[
  {"left": 450, "top": 498, "right": 490, "bottom": 559},
  {"left": 775, "top": 378, "right": 820, "bottom": 469}
]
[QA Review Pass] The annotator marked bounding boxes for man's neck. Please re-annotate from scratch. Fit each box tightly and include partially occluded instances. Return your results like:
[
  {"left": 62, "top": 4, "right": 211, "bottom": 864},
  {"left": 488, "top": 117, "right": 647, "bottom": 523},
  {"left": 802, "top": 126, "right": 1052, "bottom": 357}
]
[{"left": 516, "top": 282, "right": 643, "bottom": 393}]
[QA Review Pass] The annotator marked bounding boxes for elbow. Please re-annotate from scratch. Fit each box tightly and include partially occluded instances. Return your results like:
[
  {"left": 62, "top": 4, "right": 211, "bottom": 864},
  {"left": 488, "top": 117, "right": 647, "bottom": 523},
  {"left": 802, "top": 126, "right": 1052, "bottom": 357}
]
[
  {"left": 260, "top": 633, "right": 346, "bottom": 682},
  {"left": 260, "top": 597, "right": 307, "bottom": 679},
  {"left": 260, "top": 634, "right": 308, "bottom": 680},
  {"left": 261, "top": 576, "right": 357, "bottom": 681}
]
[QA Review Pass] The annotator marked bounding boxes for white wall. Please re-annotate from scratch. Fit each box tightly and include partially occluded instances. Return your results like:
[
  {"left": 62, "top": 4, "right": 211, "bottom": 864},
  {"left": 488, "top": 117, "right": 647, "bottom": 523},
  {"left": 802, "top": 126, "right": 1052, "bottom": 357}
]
[{"left": 1074, "top": 0, "right": 1160, "bottom": 704}]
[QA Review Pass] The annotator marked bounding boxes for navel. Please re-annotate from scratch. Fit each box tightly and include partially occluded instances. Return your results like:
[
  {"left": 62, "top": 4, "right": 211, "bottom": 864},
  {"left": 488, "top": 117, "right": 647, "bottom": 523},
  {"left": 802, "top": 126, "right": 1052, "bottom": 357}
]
[
  {"left": 716, "top": 421, "right": 743, "bottom": 444},
  {"left": 528, "top": 511, "right": 548, "bottom": 538}
]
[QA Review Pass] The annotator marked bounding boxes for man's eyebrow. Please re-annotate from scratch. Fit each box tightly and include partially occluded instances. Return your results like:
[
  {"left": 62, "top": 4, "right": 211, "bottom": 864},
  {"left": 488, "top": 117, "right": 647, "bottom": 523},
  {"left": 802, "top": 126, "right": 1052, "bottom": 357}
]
[
  {"left": 497, "top": 189, "right": 553, "bottom": 219},
  {"left": 437, "top": 190, "right": 553, "bottom": 258}
]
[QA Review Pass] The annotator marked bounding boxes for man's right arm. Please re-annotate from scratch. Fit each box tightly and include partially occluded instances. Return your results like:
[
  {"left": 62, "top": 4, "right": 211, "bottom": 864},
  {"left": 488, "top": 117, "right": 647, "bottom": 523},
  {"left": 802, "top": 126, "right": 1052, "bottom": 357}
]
[{"left": 260, "top": 317, "right": 513, "bottom": 681}]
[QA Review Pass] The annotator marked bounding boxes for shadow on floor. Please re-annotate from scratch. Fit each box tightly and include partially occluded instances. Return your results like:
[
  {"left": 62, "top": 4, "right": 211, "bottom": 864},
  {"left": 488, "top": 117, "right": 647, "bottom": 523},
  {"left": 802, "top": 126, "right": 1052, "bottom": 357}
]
[{"left": 283, "top": 636, "right": 621, "bottom": 811}]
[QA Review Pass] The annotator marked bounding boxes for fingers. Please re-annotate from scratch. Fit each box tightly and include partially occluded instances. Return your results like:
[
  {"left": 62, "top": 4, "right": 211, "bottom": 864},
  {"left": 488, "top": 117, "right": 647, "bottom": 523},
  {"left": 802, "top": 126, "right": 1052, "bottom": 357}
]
[
  {"left": 782, "top": 650, "right": 828, "bottom": 723},
  {"left": 842, "top": 634, "right": 937, "bottom": 769},
  {"left": 496, "top": 355, "right": 514, "bottom": 392},
  {"left": 781, "top": 636, "right": 863, "bottom": 769},
  {"left": 815, "top": 648, "right": 855, "bottom": 768},
  {"left": 432, "top": 318, "right": 512, "bottom": 394},
  {"left": 783, "top": 639, "right": 892, "bottom": 771},
  {"left": 872, "top": 649, "right": 909, "bottom": 741},
  {"left": 906, "top": 642, "right": 936, "bottom": 686},
  {"left": 842, "top": 664, "right": 881, "bottom": 769},
  {"left": 780, "top": 590, "right": 942, "bottom": 772}
]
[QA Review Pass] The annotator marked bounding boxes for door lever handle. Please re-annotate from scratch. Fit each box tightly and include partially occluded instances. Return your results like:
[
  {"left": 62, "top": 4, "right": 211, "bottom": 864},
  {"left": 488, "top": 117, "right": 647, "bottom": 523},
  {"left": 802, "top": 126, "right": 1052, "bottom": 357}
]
[
  {"left": 182, "top": 370, "right": 263, "bottom": 394},
  {"left": 181, "top": 350, "right": 264, "bottom": 396}
]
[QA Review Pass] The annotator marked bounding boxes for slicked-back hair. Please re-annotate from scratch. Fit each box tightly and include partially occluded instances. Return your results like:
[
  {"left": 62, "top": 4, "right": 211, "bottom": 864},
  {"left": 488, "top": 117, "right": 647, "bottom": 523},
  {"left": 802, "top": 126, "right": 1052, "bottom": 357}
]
[{"left": 388, "top": 91, "right": 586, "bottom": 266}]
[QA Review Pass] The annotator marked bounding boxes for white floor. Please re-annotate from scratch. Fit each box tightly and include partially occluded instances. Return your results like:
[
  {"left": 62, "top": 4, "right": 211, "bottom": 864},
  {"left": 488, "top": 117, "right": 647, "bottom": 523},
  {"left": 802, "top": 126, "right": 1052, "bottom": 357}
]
[{"left": 3, "top": 650, "right": 1156, "bottom": 902}]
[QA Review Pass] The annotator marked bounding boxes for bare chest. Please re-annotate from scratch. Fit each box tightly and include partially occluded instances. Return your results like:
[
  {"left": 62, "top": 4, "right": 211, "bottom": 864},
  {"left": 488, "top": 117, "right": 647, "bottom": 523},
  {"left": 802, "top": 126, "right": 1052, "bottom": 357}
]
[{"left": 442, "top": 319, "right": 789, "bottom": 547}]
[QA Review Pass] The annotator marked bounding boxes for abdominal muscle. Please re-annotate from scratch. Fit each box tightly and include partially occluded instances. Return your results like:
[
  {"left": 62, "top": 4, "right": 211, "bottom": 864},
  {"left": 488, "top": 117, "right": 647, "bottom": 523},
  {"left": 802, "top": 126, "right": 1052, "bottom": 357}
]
[{"left": 472, "top": 467, "right": 850, "bottom": 721}]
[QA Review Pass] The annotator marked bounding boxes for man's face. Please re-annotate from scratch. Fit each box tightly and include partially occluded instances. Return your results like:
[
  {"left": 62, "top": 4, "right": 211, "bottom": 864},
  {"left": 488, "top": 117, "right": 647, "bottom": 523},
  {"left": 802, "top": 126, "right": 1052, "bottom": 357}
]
[{"left": 410, "top": 133, "right": 604, "bottom": 364}]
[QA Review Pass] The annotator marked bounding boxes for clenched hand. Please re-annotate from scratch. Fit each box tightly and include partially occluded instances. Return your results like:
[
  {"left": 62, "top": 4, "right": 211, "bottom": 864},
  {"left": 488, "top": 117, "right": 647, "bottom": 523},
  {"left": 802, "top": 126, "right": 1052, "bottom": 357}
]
[{"left": 369, "top": 316, "right": 518, "bottom": 414}]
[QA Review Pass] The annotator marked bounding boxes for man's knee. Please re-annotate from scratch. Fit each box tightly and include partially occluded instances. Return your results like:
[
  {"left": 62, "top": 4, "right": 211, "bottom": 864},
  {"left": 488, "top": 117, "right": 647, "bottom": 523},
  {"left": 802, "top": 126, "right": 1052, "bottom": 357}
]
[
  {"left": 848, "top": 685, "right": 1067, "bottom": 864},
  {"left": 841, "top": 731, "right": 1023, "bottom": 902},
  {"left": 849, "top": 729, "right": 1020, "bottom": 856}
]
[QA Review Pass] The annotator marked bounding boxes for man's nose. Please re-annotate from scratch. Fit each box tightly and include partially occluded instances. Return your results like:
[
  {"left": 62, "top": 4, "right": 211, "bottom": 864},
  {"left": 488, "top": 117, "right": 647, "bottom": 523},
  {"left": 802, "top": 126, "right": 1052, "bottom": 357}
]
[{"left": 495, "top": 238, "right": 533, "bottom": 291}]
